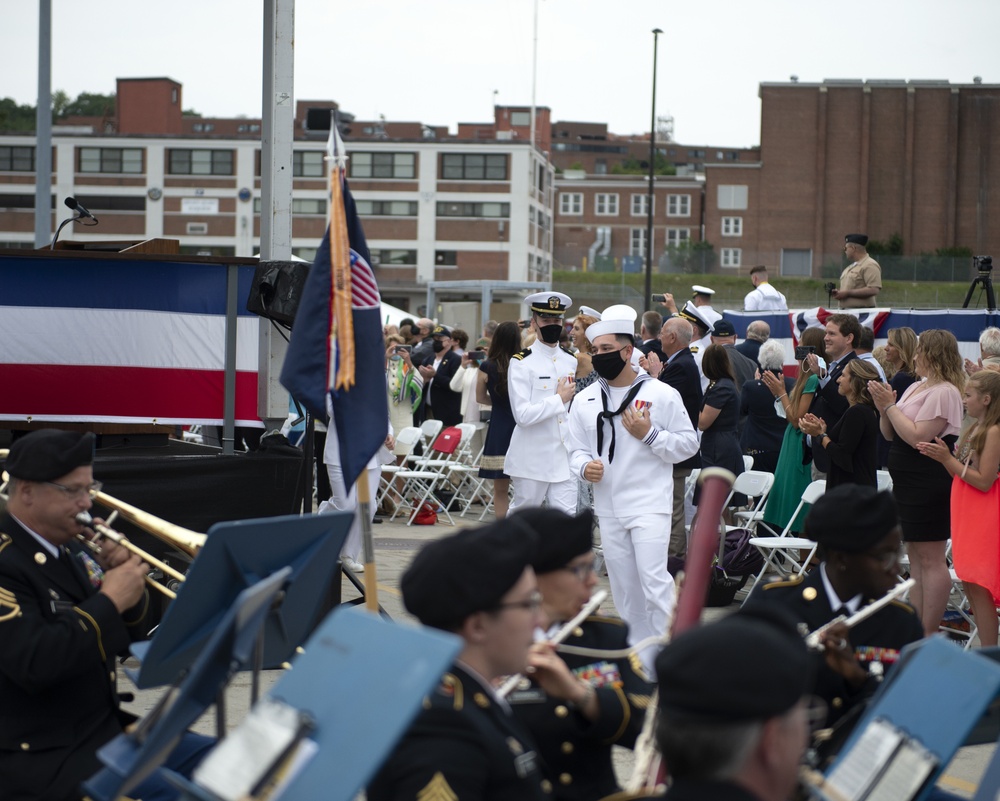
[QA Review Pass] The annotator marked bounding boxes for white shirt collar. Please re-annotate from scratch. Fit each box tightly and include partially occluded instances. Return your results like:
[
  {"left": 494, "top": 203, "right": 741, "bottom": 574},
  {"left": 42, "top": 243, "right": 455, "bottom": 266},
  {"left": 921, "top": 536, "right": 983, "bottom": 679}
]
[
  {"left": 819, "top": 563, "right": 863, "bottom": 614},
  {"left": 9, "top": 511, "right": 60, "bottom": 557}
]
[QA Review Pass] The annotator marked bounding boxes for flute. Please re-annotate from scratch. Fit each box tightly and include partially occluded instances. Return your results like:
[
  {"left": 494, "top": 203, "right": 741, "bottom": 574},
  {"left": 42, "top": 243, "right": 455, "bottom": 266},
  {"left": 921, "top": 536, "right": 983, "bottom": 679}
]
[
  {"left": 804, "top": 578, "right": 915, "bottom": 651},
  {"left": 497, "top": 589, "right": 608, "bottom": 698}
]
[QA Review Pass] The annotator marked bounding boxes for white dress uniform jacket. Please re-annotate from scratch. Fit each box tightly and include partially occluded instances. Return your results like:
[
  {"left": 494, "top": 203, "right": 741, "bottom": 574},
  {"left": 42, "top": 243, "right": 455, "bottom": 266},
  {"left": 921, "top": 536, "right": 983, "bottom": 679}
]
[
  {"left": 505, "top": 341, "right": 579, "bottom": 482},
  {"left": 567, "top": 374, "right": 700, "bottom": 518},
  {"left": 690, "top": 332, "right": 712, "bottom": 392},
  {"left": 744, "top": 282, "right": 788, "bottom": 311}
]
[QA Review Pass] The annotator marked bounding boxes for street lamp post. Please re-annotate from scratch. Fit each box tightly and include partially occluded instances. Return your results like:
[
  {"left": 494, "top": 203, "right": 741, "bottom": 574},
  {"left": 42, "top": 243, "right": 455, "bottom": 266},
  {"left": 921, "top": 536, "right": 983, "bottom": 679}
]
[{"left": 644, "top": 28, "right": 663, "bottom": 309}]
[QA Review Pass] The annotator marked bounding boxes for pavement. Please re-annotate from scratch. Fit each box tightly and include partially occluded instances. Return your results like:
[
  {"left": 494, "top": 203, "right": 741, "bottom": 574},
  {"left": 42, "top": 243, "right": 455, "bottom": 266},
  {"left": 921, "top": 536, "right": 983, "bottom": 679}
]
[{"left": 118, "top": 507, "right": 994, "bottom": 797}]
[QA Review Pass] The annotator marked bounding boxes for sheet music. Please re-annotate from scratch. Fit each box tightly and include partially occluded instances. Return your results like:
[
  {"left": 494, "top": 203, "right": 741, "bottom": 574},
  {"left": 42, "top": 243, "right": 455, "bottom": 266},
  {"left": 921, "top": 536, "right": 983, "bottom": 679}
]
[
  {"left": 193, "top": 698, "right": 314, "bottom": 801},
  {"left": 863, "top": 739, "right": 938, "bottom": 801},
  {"left": 825, "top": 718, "right": 903, "bottom": 799}
]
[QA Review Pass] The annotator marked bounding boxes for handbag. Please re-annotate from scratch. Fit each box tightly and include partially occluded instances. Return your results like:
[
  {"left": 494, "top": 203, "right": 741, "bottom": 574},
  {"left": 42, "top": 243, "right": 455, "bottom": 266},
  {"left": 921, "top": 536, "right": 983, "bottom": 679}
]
[{"left": 413, "top": 501, "right": 438, "bottom": 526}]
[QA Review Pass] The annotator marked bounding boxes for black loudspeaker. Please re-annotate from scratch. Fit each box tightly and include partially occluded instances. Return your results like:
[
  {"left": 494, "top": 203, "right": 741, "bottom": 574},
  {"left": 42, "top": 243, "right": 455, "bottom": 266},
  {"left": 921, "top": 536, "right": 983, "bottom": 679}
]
[{"left": 246, "top": 260, "right": 311, "bottom": 327}]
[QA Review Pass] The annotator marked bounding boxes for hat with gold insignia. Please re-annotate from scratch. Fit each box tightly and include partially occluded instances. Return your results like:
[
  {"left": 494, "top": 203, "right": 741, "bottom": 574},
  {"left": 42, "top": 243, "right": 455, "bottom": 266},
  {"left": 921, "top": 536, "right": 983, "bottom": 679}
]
[
  {"left": 432, "top": 324, "right": 453, "bottom": 338},
  {"left": 691, "top": 285, "right": 716, "bottom": 298},
  {"left": 6, "top": 430, "right": 96, "bottom": 482},
  {"left": 675, "top": 301, "right": 713, "bottom": 335},
  {"left": 525, "top": 291, "right": 573, "bottom": 317}
]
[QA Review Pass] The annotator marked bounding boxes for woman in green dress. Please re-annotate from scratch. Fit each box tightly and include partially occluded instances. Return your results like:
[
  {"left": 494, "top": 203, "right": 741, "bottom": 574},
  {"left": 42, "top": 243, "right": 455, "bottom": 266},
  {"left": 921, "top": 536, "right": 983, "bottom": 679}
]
[{"left": 759, "top": 327, "right": 827, "bottom": 534}]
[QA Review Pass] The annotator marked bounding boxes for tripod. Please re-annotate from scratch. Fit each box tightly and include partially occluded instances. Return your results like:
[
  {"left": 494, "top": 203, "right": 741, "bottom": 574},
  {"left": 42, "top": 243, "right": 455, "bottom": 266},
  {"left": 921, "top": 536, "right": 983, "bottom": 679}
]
[{"left": 962, "top": 258, "right": 996, "bottom": 311}]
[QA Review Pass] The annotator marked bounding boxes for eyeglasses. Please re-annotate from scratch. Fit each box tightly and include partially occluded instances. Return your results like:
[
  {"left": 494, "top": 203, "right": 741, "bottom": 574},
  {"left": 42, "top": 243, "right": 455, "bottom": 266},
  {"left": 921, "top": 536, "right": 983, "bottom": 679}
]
[
  {"left": 562, "top": 561, "right": 598, "bottom": 581},
  {"left": 493, "top": 591, "right": 543, "bottom": 613},
  {"left": 44, "top": 480, "right": 102, "bottom": 500}
]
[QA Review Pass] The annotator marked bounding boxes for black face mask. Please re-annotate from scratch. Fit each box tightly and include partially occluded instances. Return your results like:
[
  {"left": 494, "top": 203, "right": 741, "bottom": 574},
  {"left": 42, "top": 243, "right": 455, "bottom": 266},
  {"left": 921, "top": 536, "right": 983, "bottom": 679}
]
[
  {"left": 592, "top": 348, "right": 628, "bottom": 381},
  {"left": 538, "top": 324, "right": 563, "bottom": 344},
  {"left": 432, "top": 340, "right": 446, "bottom": 353}
]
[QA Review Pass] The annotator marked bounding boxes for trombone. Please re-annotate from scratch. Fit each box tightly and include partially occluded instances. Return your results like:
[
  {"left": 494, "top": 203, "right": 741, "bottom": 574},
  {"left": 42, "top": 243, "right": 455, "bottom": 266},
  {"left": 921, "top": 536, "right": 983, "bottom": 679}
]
[{"left": 0, "top": 450, "right": 205, "bottom": 600}]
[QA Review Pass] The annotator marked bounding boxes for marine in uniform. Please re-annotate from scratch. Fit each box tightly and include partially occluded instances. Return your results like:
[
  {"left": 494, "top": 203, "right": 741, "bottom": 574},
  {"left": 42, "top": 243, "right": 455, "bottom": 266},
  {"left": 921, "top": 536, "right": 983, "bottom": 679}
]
[
  {"left": 506, "top": 508, "right": 653, "bottom": 801},
  {"left": 652, "top": 606, "right": 814, "bottom": 801},
  {"left": 506, "top": 291, "right": 580, "bottom": 513},
  {"left": 367, "top": 517, "right": 549, "bottom": 801},
  {"left": 744, "top": 485, "right": 923, "bottom": 729},
  {"left": 567, "top": 305, "right": 699, "bottom": 674},
  {"left": 0, "top": 430, "right": 212, "bottom": 801},
  {"left": 833, "top": 234, "right": 882, "bottom": 309}
]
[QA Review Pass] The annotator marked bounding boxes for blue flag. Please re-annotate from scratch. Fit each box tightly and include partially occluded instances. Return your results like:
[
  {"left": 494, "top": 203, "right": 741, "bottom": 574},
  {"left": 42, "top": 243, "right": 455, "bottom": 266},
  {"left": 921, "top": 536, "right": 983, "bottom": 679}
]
[{"left": 280, "top": 181, "right": 388, "bottom": 490}]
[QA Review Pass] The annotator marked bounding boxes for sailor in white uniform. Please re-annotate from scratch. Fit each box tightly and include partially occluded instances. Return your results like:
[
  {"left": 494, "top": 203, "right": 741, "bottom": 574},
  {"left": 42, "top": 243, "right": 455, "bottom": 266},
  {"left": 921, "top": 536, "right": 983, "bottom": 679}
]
[
  {"left": 690, "top": 284, "right": 722, "bottom": 328},
  {"left": 677, "top": 301, "right": 715, "bottom": 392},
  {"left": 567, "top": 305, "right": 700, "bottom": 673},
  {"left": 505, "top": 291, "right": 580, "bottom": 513},
  {"left": 743, "top": 266, "right": 788, "bottom": 311}
]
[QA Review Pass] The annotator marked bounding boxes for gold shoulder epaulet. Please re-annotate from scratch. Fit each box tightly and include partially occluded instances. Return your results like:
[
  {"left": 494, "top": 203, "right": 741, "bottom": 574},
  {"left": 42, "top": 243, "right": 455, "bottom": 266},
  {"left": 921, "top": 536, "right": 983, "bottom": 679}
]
[
  {"left": 761, "top": 574, "right": 804, "bottom": 590},
  {"left": 560, "top": 346, "right": 574, "bottom": 357},
  {"left": 512, "top": 348, "right": 532, "bottom": 361},
  {"left": 689, "top": 345, "right": 699, "bottom": 354},
  {"left": 437, "top": 672, "right": 464, "bottom": 710},
  {"left": 585, "top": 614, "right": 624, "bottom": 627},
  {"left": 0, "top": 532, "right": 11, "bottom": 556},
  {"left": 889, "top": 599, "right": 917, "bottom": 613}
]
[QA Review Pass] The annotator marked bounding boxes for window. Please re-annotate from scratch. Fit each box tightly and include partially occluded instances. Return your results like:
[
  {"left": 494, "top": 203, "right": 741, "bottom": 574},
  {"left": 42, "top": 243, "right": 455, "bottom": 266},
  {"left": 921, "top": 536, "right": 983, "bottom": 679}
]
[
  {"left": 355, "top": 200, "right": 418, "bottom": 216},
  {"left": 253, "top": 198, "right": 327, "bottom": 215},
  {"left": 718, "top": 185, "right": 749, "bottom": 210},
  {"left": 191, "top": 123, "right": 215, "bottom": 133},
  {"left": 559, "top": 193, "right": 582, "bottom": 215},
  {"left": 168, "top": 149, "right": 234, "bottom": 175},
  {"left": 237, "top": 123, "right": 261, "bottom": 134},
  {"left": 293, "top": 151, "right": 325, "bottom": 177},
  {"left": 0, "top": 146, "right": 35, "bottom": 172},
  {"left": 371, "top": 249, "right": 417, "bottom": 267},
  {"left": 510, "top": 111, "right": 531, "bottom": 127},
  {"left": 440, "top": 153, "right": 508, "bottom": 180},
  {"left": 667, "top": 195, "right": 690, "bottom": 217},
  {"left": 78, "top": 147, "right": 143, "bottom": 174},
  {"left": 436, "top": 201, "right": 510, "bottom": 218},
  {"left": 631, "top": 194, "right": 653, "bottom": 216},
  {"left": 595, "top": 193, "right": 619, "bottom": 215},
  {"left": 722, "top": 217, "right": 743, "bottom": 236},
  {"left": 630, "top": 228, "right": 647, "bottom": 257},
  {"left": 435, "top": 250, "right": 458, "bottom": 266},
  {"left": 349, "top": 152, "right": 416, "bottom": 179},
  {"left": 721, "top": 248, "right": 742, "bottom": 268},
  {"left": 666, "top": 228, "right": 690, "bottom": 246}
]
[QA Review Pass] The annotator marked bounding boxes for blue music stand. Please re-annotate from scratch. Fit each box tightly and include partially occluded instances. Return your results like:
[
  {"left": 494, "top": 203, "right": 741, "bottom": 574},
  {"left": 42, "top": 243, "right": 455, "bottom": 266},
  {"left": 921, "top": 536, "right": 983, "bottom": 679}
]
[
  {"left": 164, "top": 606, "right": 461, "bottom": 801},
  {"left": 130, "top": 512, "right": 351, "bottom": 689},
  {"left": 83, "top": 566, "right": 293, "bottom": 801}
]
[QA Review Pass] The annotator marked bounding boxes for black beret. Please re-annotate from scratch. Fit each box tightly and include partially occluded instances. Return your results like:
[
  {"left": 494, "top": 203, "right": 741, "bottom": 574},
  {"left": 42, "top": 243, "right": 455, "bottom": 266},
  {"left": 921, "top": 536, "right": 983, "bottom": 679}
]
[
  {"left": 515, "top": 508, "right": 594, "bottom": 574},
  {"left": 656, "top": 605, "right": 811, "bottom": 723},
  {"left": 711, "top": 319, "right": 736, "bottom": 338},
  {"left": 845, "top": 233, "right": 868, "bottom": 246},
  {"left": 804, "top": 485, "right": 898, "bottom": 553},
  {"left": 5, "top": 430, "right": 95, "bottom": 481},
  {"left": 401, "top": 517, "right": 537, "bottom": 629}
]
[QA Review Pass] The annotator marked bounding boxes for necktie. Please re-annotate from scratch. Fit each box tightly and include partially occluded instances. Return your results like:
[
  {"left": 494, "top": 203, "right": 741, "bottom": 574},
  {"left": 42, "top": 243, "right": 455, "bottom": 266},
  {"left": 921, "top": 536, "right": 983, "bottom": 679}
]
[{"left": 596, "top": 384, "right": 644, "bottom": 464}]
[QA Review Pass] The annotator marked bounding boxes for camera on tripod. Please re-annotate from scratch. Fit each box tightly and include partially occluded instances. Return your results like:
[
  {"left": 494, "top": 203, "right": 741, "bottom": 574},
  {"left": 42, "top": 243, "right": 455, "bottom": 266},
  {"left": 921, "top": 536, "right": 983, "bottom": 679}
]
[
  {"left": 824, "top": 282, "right": 837, "bottom": 293},
  {"left": 974, "top": 255, "right": 993, "bottom": 274},
  {"left": 964, "top": 255, "right": 996, "bottom": 311}
]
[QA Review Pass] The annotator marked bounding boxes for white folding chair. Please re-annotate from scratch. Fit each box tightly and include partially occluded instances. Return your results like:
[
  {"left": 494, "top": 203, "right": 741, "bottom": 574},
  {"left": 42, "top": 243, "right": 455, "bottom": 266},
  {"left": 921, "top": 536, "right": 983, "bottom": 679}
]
[
  {"left": 729, "top": 470, "right": 776, "bottom": 532},
  {"left": 743, "top": 480, "right": 826, "bottom": 601},
  {"left": 743, "top": 454, "right": 755, "bottom": 472},
  {"left": 410, "top": 419, "right": 444, "bottom": 462},
  {"left": 376, "top": 426, "right": 422, "bottom": 509},
  {"left": 392, "top": 425, "right": 474, "bottom": 526}
]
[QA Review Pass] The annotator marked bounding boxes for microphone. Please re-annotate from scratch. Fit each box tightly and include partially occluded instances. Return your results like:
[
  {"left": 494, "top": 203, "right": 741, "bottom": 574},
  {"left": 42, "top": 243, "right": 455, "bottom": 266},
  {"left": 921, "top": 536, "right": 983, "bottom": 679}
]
[{"left": 65, "top": 196, "right": 98, "bottom": 223}]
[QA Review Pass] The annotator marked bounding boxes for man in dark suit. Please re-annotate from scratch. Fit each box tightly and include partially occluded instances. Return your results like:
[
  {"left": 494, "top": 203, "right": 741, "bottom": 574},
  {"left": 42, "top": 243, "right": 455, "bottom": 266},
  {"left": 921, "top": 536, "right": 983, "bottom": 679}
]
[
  {"left": 417, "top": 324, "right": 464, "bottom": 427},
  {"left": 647, "top": 316, "right": 703, "bottom": 558},
  {"left": 0, "top": 430, "right": 212, "bottom": 801},
  {"left": 368, "top": 515, "right": 549, "bottom": 801},
  {"left": 734, "top": 320, "right": 770, "bottom": 367},
  {"left": 805, "top": 314, "right": 861, "bottom": 475},
  {"left": 637, "top": 310, "right": 666, "bottom": 362}
]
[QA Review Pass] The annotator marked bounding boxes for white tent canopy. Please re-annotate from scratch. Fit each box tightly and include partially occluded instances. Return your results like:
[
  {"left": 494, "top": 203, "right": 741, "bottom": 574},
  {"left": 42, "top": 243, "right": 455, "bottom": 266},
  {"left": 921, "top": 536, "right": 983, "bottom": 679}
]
[{"left": 380, "top": 301, "right": 409, "bottom": 328}]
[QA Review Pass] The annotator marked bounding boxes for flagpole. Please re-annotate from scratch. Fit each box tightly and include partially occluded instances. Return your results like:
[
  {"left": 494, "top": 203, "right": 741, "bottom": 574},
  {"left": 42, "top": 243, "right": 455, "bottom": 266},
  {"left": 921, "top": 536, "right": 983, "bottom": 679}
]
[{"left": 357, "top": 478, "right": 379, "bottom": 613}]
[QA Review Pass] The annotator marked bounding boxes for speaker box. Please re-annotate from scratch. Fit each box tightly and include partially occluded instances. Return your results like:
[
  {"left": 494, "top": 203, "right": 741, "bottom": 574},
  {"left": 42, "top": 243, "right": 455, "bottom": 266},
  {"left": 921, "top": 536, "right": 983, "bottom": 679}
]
[{"left": 246, "top": 260, "right": 311, "bottom": 327}]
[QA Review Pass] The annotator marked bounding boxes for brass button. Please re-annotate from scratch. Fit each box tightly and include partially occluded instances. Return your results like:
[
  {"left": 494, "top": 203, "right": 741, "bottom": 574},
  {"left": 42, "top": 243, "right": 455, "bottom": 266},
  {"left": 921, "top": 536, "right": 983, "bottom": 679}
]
[
  {"left": 559, "top": 773, "right": 573, "bottom": 785},
  {"left": 561, "top": 741, "right": 574, "bottom": 754},
  {"left": 832, "top": 697, "right": 843, "bottom": 709},
  {"left": 803, "top": 587, "right": 818, "bottom": 601},
  {"left": 554, "top": 705, "right": 569, "bottom": 718},
  {"left": 20, "top": 742, "right": 30, "bottom": 751}
]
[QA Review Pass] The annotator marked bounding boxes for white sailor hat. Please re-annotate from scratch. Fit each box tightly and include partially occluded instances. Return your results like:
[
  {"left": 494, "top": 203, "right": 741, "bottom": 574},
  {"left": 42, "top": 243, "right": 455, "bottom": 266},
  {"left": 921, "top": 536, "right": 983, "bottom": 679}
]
[
  {"left": 525, "top": 291, "right": 573, "bottom": 317},
  {"left": 578, "top": 305, "right": 602, "bottom": 320},
  {"left": 691, "top": 285, "right": 716, "bottom": 298},
  {"left": 586, "top": 304, "right": 638, "bottom": 343},
  {"left": 676, "top": 301, "right": 714, "bottom": 334}
]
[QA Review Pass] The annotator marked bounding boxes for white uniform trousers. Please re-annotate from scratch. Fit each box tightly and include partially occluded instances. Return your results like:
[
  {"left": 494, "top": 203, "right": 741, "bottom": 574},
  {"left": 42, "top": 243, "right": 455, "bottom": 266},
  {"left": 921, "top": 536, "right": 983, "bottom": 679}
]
[
  {"left": 320, "top": 460, "right": 380, "bottom": 563},
  {"left": 510, "top": 476, "right": 578, "bottom": 515},
  {"left": 599, "top": 511, "right": 675, "bottom": 676}
]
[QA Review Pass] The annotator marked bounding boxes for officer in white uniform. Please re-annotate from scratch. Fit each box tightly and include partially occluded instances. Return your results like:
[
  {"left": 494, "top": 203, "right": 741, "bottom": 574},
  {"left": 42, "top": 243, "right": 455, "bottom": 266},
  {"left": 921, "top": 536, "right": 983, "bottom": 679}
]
[
  {"left": 677, "top": 301, "right": 715, "bottom": 391},
  {"left": 691, "top": 285, "right": 722, "bottom": 328},
  {"left": 567, "top": 305, "right": 700, "bottom": 674},
  {"left": 506, "top": 291, "right": 579, "bottom": 513},
  {"left": 743, "top": 265, "right": 788, "bottom": 311}
]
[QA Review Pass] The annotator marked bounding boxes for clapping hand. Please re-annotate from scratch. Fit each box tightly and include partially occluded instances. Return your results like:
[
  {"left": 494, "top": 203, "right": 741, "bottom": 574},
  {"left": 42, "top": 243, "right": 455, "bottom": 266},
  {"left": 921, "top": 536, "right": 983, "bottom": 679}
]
[
  {"left": 644, "top": 351, "right": 662, "bottom": 378},
  {"left": 798, "top": 413, "right": 825, "bottom": 438},
  {"left": 760, "top": 370, "right": 784, "bottom": 397},
  {"left": 915, "top": 436, "right": 953, "bottom": 464},
  {"left": 867, "top": 380, "right": 896, "bottom": 413}
]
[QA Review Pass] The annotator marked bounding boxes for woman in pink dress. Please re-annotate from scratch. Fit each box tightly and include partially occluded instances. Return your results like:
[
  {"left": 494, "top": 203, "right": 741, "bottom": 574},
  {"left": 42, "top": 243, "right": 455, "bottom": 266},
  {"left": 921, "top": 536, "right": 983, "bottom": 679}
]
[
  {"left": 869, "top": 329, "right": 965, "bottom": 637},
  {"left": 917, "top": 369, "right": 1000, "bottom": 647}
]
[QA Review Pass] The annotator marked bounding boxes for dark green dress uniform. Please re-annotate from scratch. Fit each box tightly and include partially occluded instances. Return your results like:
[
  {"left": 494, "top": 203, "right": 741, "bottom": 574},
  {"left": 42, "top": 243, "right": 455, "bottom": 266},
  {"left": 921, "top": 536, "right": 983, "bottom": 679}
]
[
  {"left": 508, "top": 616, "right": 653, "bottom": 801},
  {"left": 0, "top": 514, "right": 150, "bottom": 801},
  {"left": 366, "top": 664, "right": 550, "bottom": 801},
  {"left": 744, "top": 570, "right": 923, "bottom": 726}
]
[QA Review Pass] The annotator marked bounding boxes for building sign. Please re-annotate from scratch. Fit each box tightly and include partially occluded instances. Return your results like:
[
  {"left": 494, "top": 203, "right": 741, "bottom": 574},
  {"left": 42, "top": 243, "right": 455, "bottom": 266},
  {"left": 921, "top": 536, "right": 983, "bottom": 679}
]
[{"left": 182, "top": 197, "right": 219, "bottom": 215}]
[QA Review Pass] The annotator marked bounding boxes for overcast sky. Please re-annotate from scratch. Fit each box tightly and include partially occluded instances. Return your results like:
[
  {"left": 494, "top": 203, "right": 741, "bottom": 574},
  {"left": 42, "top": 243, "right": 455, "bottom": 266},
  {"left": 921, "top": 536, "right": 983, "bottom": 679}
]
[{"left": 2, "top": 0, "right": 998, "bottom": 148}]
